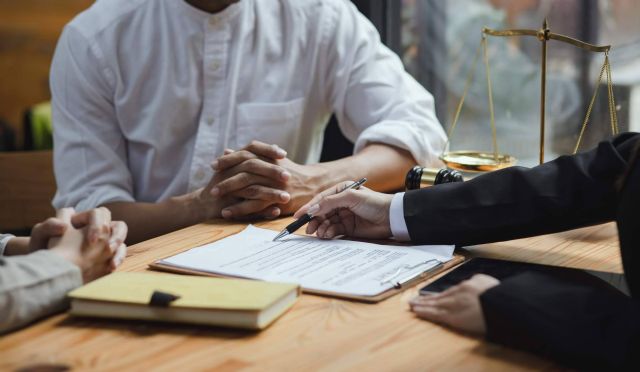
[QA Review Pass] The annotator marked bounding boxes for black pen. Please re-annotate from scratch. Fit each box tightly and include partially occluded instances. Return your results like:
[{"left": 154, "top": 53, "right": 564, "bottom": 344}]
[{"left": 273, "top": 178, "right": 368, "bottom": 241}]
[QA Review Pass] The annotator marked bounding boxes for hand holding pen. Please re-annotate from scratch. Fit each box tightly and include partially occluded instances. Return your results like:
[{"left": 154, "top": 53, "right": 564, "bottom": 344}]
[
  {"left": 273, "top": 178, "right": 367, "bottom": 241},
  {"left": 278, "top": 178, "right": 397, "bottom": 241}
]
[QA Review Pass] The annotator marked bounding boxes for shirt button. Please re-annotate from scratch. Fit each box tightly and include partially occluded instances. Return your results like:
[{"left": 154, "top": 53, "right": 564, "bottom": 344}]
[
  {"left": 207, "top": 117, "right": 215, "bottom": 125},
  {"left": 210, "top": 61, "right": 220, "bottom": 71}
]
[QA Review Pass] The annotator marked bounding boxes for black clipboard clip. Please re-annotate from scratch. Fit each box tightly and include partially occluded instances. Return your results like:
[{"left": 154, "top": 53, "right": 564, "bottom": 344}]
[{"left": 380, "top": 259, "right": 444, "bottom": 289}]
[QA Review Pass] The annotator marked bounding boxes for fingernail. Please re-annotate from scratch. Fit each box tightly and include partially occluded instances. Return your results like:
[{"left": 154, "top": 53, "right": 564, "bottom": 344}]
[
  {"left": 109, "top": 239, "right": 118, "bottom": 250},
  {"left": 211, "top": 160, "right": 219, "bottom": 169},
  {"left": 221, "top": 209, "right": 232, "bottom": 218},
  {"left": 280, "top": 171, "right": 291, "bottom": 180},
  {"left": 210, "top": 187, "right": 220, "bottom": 197},
  {"left": 307, "top": 204, "right": 320, "bottom": 215},
  {"left": 280, "top": 192, "right": 290, "bottom": 201},
  {"left": 272, "top": 208, "right": 281, "bottom": 217}
]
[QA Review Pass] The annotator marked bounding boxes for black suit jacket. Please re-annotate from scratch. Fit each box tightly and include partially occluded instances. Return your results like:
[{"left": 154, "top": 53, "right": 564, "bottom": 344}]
[{"left": 404, "top": 132, "right": 640, "bottom": 370}]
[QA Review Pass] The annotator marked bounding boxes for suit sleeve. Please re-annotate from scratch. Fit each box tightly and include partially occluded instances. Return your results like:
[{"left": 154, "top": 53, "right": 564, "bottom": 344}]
[
  {"left": 0, "top": 250, "right": 82, "bottom": 334},
  {"left": 480, "top": 272, "right": 640, "bottom": 370},
  {"left": 404, "top": 132, "right": 640, "bottom": 245}
]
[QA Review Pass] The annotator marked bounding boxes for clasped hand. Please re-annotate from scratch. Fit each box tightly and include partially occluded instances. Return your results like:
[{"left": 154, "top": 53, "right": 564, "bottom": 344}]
[{"left": 203, "top": 141, "right": 324, "bottom": 220}]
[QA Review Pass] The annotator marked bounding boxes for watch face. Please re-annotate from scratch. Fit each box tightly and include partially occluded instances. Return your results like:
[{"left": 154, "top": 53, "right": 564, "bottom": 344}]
[{"left": 419, "top": 257, "right": 629, "bottom": 296}]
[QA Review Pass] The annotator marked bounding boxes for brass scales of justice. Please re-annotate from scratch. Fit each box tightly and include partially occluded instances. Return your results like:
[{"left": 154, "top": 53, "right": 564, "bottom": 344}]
[{"left": 441, "top": 19, "right": 620, "bottom": 172}]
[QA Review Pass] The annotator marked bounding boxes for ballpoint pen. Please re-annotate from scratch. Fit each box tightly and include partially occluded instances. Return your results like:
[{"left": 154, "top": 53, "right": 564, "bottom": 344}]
[{"left": 272, "top": 178, "right": 367, "bottom": 242}]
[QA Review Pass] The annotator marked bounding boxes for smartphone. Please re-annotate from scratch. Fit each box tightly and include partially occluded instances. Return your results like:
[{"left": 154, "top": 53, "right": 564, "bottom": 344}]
[{"left": 419, "top": 257, "right": 629, "bottom": 295}]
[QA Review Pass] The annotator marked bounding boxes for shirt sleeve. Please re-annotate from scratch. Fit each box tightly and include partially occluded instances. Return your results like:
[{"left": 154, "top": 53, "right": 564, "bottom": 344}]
[
  {"left": 319, "top": 0, "right": 446, "bottom": 167},
  {"left": 389, "top": 192, "right": 411, "bottom": 241},
  {"left": 0, "top": 250, "right": 82, "bottom": 334},
  {"left": 50, "top": 25, "right": 135, "bottom": 211},
  {"left": 0, "top": 234, "right": 14, "bottom": 256}
]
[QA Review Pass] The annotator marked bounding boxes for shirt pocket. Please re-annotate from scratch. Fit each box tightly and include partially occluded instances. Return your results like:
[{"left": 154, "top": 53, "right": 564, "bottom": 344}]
[{"left": 236, "top": 97, "right": 305, "bottom": 151}]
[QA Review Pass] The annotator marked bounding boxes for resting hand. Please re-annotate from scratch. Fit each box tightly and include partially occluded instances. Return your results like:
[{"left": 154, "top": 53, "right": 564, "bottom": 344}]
[
  {"left": 4, "top": 217, "right": 69, "bottom": 256},
  {"left": 293, "top": 181, "right": 394, "bottom": 240},
  {"left": 211, "top": 141, "right": 322, "bottom": 219},
  {"left": 409, "top": 274, "right": 500, "bottom": 335},
  {"left": 49, "top": 207, "right": 128, "bottom": 283}
]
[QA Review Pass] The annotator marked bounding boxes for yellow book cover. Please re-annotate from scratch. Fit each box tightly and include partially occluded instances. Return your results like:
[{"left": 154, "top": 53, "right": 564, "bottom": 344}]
[{"left": 68, "top": 272, "right": 300, "bottom": 330}]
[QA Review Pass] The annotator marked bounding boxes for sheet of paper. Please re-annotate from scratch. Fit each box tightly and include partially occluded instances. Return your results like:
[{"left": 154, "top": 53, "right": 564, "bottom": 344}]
[{"left": 159, "top": 225, "right": 454, "bottom": 297}]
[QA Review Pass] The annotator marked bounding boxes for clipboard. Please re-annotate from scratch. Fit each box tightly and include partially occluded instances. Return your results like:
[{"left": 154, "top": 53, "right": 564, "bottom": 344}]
[{"left": 150, "top": 253, "right": 466, "bottom": 303}]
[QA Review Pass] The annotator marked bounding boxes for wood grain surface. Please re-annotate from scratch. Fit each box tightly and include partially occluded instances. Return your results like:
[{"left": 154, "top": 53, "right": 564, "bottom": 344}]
[{"left": 0, "top": 218, "right": 622, "bottom": 371}]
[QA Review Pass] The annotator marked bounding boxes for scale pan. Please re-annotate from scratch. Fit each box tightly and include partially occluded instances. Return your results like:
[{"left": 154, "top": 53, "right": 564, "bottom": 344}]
[{"left": 440, "top": 151, "right": 517, "bottom": 172}]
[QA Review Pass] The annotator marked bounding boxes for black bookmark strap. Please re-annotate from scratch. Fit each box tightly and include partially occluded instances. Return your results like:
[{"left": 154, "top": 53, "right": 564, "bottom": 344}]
[{"left": 149, "top": 290, "right": 181, "bottom": 307}]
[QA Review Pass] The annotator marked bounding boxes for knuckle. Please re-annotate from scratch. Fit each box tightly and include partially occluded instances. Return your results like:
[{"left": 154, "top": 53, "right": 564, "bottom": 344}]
[
  {"left": 245, "top": 158, "right": 260, "bottom": 169},
  {"left": 245, "top": 186, "right": 261, "bottom": 198},
  {"left": 239, "top": 173, "right": 253, "bottom": 185}
]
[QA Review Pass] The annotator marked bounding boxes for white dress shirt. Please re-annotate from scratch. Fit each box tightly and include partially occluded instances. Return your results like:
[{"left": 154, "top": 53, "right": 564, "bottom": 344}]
[
  {"left": 389, "top": 193, "right": 411, "bottom": 241},
  {"left": 51, "top": 0, "right": 446, "bottom": 211}
]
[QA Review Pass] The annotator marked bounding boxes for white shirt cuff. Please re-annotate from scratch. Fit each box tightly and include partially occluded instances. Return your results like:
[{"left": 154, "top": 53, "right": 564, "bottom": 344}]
[
  {"left": 389, "top": 192, "right": 411, "bottom": 241},
  {"left": 0, "top": 234, "right": 15, "bottom": 256}
]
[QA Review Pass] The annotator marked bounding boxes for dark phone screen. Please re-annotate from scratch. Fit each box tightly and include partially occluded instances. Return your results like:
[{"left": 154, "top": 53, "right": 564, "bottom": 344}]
[{"left": 420, "top": 257, "right": 629, "bottom": 296}]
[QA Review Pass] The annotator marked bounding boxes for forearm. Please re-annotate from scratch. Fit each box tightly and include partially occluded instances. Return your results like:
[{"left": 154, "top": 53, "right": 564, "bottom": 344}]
[
  {"left": 313, "top": 143, "right": 415, "bottom": 192},
  {"left": 104, "top": 192, "right": 217, "bottom": 244}
]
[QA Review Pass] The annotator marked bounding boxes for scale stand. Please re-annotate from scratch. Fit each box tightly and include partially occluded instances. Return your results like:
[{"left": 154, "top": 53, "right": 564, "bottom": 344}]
[{"left": 442, "top": 19, "right": 618, "bottom": 172}]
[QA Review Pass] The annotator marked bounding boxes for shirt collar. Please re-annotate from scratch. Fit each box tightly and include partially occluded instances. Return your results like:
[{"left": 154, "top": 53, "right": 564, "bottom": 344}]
[{"left": 173, "top": 0, "right": 245, "bottom": 23}]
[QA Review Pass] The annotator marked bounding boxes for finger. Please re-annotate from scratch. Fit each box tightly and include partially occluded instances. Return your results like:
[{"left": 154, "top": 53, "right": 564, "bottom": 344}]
[
  {"left": 213, "top": 159, "right": 290, "bottom": 194},
  {"left": 236, "top": 185, "right": 291, "bottom": 203},
  {"left": 73, "top": 207, "right": 112, "bottom": 244},
  {"left": 110, "top": 243, "right": 127, "bottom": 270},
  {"left": 306, "top": 217, "right": 322, "bottom": 234},
  {"left": 316, "top": 219, "right": 332, "bottom": 239},
  {"left": 323, "top": 223, "right": 346, "bottom": 239},
  {"left": 223, "top": 185, "right": 291, "bottom": 204},
  {"left": 242, "top": 141, "right": 287, "bottom": 160},
  {"left": 221, "top": 199, "right": 272, "bottom": 219},
  {"left": 252, "top": 205, "right": 282, "bottom": 220},
  {"left": 311, "top": 189, "right": 363, "bottom": 219},
  {"left": 293, "top": 181, "right": 356, "bottom": 218},
  {"left": 416, "top": 296, "right": 460, "bottom": 310},
  {"left": 213, "top": 142, "right": 287, "bottom": 171},
  {"left": 337, "top": 208, "right": 356, "bottom": 235},
  {"left": 56, "top": 207, "right": 76, "bottom": 224},
  {"left": 410, "top": 294, "right": 439, "bottom": 307},
  {"left": 412, "top": 305, "right": 450, "bottom": 324},
  {"left": 223, "top": 205, "right": 282, "bottom": 222},
  {"left": 109, "top": 221, "right": 128, "bottom": 253},
  {"left": 213, "top": 173, "right": 286, "bottom": 198},
  {"left": 38, "top": 217, "right": 68, "bottom": 236},
  {"left": 263, "top": 206, "right": 282, "bottom": 219}
]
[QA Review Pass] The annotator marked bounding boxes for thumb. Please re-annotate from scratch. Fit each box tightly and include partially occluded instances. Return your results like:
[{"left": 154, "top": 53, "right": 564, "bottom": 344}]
[
  {"left": 56, "top": 207, "right": 76, "bottom": 224},
  {"left": 311, "top": 189, "right": 363, "bottom": 218}
]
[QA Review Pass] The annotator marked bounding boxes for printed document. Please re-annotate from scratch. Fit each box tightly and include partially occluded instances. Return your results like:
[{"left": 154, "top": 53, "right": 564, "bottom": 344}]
[{"left": 157, "top": 225, "right": 454, "bottom": 297}]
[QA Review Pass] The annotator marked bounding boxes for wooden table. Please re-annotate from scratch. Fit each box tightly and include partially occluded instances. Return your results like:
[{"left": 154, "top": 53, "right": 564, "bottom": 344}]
[{"left": 0, "top": 219, "right": 622, "bottom": 371}]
